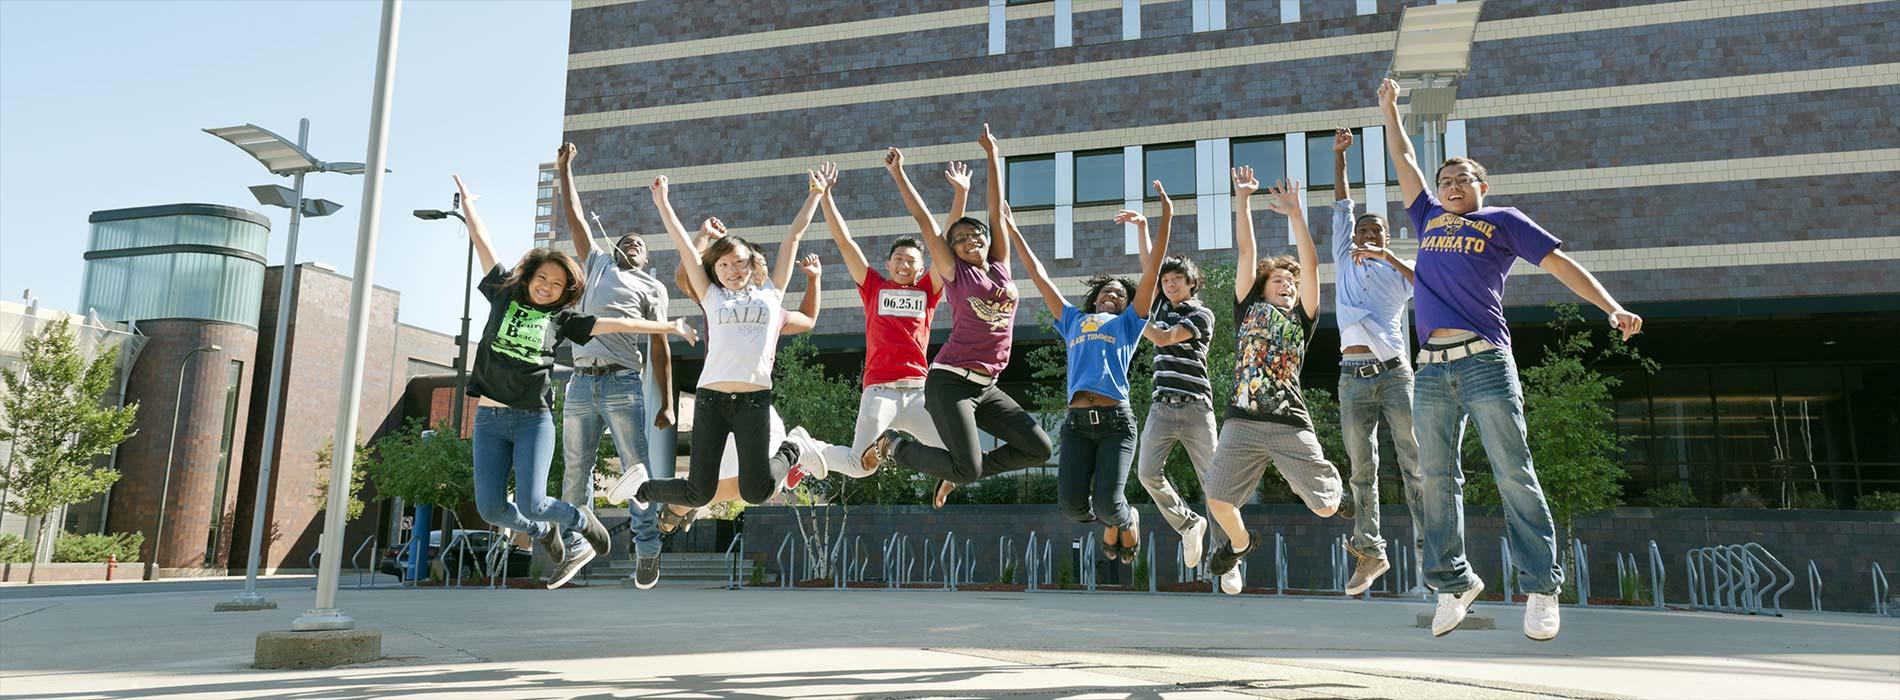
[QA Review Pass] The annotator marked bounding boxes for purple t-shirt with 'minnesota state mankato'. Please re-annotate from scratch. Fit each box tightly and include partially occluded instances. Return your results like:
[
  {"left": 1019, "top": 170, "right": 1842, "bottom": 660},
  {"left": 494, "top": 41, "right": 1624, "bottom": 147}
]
[{"left": 1407, "top": 190, "right": 1562, "bottom": 352}]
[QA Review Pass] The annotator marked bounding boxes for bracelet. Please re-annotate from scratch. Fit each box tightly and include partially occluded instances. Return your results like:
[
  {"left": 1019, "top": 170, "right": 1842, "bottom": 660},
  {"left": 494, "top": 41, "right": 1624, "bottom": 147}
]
[{"left": 809, "top": 184, "right": 825, "bottom": 193}]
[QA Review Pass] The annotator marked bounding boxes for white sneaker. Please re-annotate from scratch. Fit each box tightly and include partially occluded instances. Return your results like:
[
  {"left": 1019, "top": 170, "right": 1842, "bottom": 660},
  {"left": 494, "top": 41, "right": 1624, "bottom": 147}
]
[
  {"left": 786, "top": 426, "right": 828, "bottom": 480},
  {"left": 1524, "top": 592, "right": 1561, "bottom": 641},
  {"left": 1181, "top": 516, "right": 1208, "bottom": 567},
  {"left": 1219, "top": 566, "right": 1243, "bottom": 595},
  {"left": 1431, "top": 579, "right": 1485, "bottom": 637},
  {"left": 605, "top": 463, "right": 650, "bottom": 510}
]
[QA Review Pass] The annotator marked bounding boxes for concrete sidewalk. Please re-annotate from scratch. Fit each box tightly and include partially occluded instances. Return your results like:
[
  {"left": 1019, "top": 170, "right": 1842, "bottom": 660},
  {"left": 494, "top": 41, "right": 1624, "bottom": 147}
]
[{"left": 2, "top": 583, "right": 1894, "bottom": 699}]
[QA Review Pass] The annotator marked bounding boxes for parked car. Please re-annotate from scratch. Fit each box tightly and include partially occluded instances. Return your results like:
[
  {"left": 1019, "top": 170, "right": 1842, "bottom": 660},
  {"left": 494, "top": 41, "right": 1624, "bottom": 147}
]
[{"left": 379, "top": 529, "right": 529, "bottom": 579}]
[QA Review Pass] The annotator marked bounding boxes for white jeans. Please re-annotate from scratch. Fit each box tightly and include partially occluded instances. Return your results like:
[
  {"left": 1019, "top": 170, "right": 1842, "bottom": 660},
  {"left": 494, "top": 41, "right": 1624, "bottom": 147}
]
[{"left": 816, "top": 382, "right": 944, "bottom": 477}]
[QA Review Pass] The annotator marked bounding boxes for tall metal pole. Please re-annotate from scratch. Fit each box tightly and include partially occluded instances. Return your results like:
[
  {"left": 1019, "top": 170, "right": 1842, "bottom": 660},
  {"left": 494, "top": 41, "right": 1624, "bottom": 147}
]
[
  {"left": 229, "top": 119, "right": 311, "bottom": 607},
  {"left": 147, "top": 346, "right": 216, "bottom": 580},
  {"left": 294, "top": 0, "right": 400, "bottom": 632},
  {"left": 452, "top": 228, "right": 473, "bottom": 437}
]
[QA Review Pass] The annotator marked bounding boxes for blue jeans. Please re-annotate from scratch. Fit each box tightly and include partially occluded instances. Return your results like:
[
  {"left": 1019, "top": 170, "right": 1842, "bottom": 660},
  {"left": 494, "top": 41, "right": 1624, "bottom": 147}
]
[
  {"left": 1056, "top": 405, "right": 1137, "bottom": 527},
  {"left": 473, "top": 406, "right": 582, "bottom": 539},
  {"left": 563, "top": 368, "right": 666, "bottom": 557},
  {"left": 1338, "top": 360, "right": 1424, "bottom": 559},
  {"left": 1413, "top": 350, "right": 1562, "bottom": 595}
]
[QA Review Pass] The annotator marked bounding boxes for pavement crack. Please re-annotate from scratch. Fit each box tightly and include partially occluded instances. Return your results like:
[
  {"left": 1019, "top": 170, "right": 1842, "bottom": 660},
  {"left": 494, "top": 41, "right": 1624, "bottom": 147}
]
[{"left": 0, "top": 602, "right": 60, "bottom": 624}]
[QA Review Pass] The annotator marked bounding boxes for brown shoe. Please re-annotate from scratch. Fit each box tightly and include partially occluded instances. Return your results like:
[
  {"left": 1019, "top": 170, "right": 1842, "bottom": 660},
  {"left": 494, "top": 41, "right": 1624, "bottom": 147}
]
[
  {"left": 931, "top": 479, "right": 956, "bottom": 509},
  {"left": 1343, "top": 543, "right": 1389, "bottom": 596}
]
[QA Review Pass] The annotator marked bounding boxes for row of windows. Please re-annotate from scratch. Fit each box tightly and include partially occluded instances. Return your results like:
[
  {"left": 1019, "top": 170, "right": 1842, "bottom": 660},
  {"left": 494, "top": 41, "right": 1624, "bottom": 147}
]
[{"left": 1003, "top": 129, "right": 1425, "bottom": 209}]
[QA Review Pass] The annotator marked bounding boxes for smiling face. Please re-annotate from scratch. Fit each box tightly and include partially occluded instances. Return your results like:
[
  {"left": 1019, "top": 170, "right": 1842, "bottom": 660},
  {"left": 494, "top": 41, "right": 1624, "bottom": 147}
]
[
  {"left": 714, "top": 248, "right": 755, "bottom": 290},
  {"left": 1435, "top": 161, "right": 1490, "bottom": 215},
  {"left": 1265, "top": 269, "right": 1298, "bottom": 309},
  {"left": 947, "top": 220, "right": 989, "bottom": 265},
  {"left": 1160, "top": 271, "right": 1192, "bottom": 304},
  {"left": 886, "top": 244, "right": 924, "bottom": 286},
  {"left": 527, "top": 261, "right": 570, "bottom": 306},
  {"left": 1091, "top": 280, "right": 1129, "bottom": 314},
  {"left": 1352, "top": 214, "right": 1389, "bottom": 248}
]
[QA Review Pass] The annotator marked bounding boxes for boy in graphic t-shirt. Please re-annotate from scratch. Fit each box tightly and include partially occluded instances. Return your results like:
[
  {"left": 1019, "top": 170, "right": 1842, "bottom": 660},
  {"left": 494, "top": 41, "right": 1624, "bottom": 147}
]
[
  {"left": 1202, "top": 169, "right": 1353, "bottom": 596},
  {"left": 1379, "top": 78, "right": 1643, "bottom": 642}
]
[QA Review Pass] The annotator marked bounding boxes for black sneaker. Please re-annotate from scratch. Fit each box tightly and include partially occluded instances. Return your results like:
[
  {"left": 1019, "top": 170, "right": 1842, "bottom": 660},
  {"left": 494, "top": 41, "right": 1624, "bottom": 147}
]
[
  {"left": 1335, "top": 491, "right": 1356, "bottom": 521},
  {"left": 632, "top": 553, "right": 661, "bottom": 590},
  {"left": 535, "top": 523, "right": 567, "bottom": 568},
  {"left": 1208, "top": 530, "right": 1258, "bottom": 576},
  {"left": 576, "top": 508, "right": 612, "bottom": 557},
  {"left": 545, "top": 537, "right": 595, "bottom": 589}
]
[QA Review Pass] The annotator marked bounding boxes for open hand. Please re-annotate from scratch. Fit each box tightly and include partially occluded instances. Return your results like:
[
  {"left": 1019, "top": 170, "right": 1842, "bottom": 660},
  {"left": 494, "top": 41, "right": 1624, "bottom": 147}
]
[
  {"left": 808, "top": 162, "right": 838, "bottom": 194},
  {"left": 452, "top": 175, "right": 480, "bottom": 205},
  {"left": 1349, "top": 244, "right": 1388, "bottom": 265},
  {"left": 1231, "top": 166, "right": 1259, "bottom": 198},
  {"left": 671, "top": 318, "right": 699, "bottom": 346},
  {"left": 1113, "top": 209, "right": 1147, "bottom": 227},
  {"left": 944, "top": 161, "right": 971, "bottom": 191},
  {"left": 978, "top": 123, "right": 999, "bottom": 155},
  {"left": 1262, "top": 179, "right": 1304, "bottom": 215},
  {"left": 1378, "top": 78, "right": 1401, "bottom": 112}
]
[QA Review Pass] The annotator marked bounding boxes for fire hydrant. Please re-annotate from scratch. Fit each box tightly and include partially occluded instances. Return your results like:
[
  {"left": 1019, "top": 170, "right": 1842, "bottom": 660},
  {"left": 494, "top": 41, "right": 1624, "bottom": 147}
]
[{"left": 106, "top": 553, "right": 116, "bottom": 580}]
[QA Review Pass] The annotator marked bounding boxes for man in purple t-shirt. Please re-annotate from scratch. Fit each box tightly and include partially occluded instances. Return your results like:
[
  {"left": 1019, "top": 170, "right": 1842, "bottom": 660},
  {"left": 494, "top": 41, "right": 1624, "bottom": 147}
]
[{"left": 1379, "top": 79, "right": 1643, "bottom": 643}]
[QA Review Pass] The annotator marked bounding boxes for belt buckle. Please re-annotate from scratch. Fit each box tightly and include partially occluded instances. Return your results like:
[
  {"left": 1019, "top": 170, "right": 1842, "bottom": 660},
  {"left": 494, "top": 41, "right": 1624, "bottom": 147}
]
[
  {"left": 1088, "top": 410, "right": 1101, "bottom": 425},
  {"left": 1356, "top": 363, "right": 1380, "bottom": 378}
]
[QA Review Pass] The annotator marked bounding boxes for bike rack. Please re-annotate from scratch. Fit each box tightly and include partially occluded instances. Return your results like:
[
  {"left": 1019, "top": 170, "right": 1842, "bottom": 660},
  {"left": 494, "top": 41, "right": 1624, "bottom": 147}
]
[
  {"left": 1081, "top": 537, "right": 1097, "bottom": 592},
  {"left": 776, "top": 532, "right": 796, "bottom": 589},
  {"left": 1272, "top": 532, "right": 1287, "bottom": 595},
  {"left": 1745, "top": 543, "right": 1794, "bottom": 616},
  {"left": 1330, "top": 534, "right": 1348, "bottom": 592},
  {"left": 1649, "top": 540, "right": 1665, "bottom": 610},
  {"left": 1025, "top": 532, "right": 1039, "bottom": 591},
  {"left": 939, "top": 531, "right": 957, "bottom": 591},
  {"left": 1500, "top": 537, "right": 1515, "bottom": 604},
  {"left": 1872, "top": 562, "right": 1890, "bottom": 616},
  {"left": 1145, "top": 532, "right": 1157, "bottom": 593},
  {"left": 1573, "top": 538, "right": 1590, "bottom": 607},
  {"left": 723, "top": 532, "right": 745, "bottom": 590},
  {"left": 1806, "top": 559, "right": 1823, "bottom": 612}
]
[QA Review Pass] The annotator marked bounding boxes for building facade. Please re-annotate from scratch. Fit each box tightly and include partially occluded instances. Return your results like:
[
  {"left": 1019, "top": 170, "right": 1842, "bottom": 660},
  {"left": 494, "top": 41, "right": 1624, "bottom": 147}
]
[
  {"left": 559, "top": 1, "right": 1900, "bottom": 505},
  {"left": 534, "top": 161, "right": 576, "bottom": 258}
]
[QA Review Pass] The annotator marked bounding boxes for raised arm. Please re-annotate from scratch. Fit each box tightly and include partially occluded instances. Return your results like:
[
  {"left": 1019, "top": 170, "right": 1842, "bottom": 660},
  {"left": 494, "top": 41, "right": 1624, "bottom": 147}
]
[
  {"left": 593, "top": 316, "right": 699, "bottom": 346},
  {"left": 1231, "top": 166, "right": 1261, "bottom": 302},
  {"left": 651, "top": 176, "right": 711, "bottom": 301},
  {"left": 782, "top": 254, "right": 823, "bottom": 335},
  {"left": 1263, "top": 179, "right": 1320, "bottom": 314},
  {"left": 943, "top": 161, "right": 972, "bottom": 234},
  {"left": 1332, "top": 127, "right": 1352, "bottom": 204},
  {"left": 673, "top": 218, "right": 725, "bottom": 306},
  {"left": 1130, "top": 181, "right": 1172, "bottom": 318},
  {"left": 821, "top": 187, "right": 869, "bottom": 287},
  {"left": 452, "top": 175, "right": 500, "bottom": 274},
  {"left": 774, "top": 163, "right": 833, "bottom": 291},
  {"left": 1539, "top": 250, "right": 1644, "bottom": 340},
  {"left": 886, "top": 147, "right": 956, "bottom": 283},
  {"left": 1379, "top": 79, "right": 1427, "bottom": 207},
  {"left": 1001, "top": 201, "right": 1064, "bottom": 313},
  {"left": 1350, "top": 245, "right": 1417, "bottom": 286},
  {"left": 555, "top": 143, "right": 593, "bottom": 261},
  {"left": 978, "top": 124, "right": 1009, "bottom": 265}
]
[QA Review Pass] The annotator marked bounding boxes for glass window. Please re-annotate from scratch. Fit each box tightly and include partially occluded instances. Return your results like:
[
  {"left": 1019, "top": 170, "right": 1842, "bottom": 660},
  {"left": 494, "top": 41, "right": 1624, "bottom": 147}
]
[
  {"left": 538, "top": 170, "right": 555, "bottom": 183},
  {"left": 1776, "top": 366, "right": 1852, "bottom": 465},
  {"left": 536, "top": 204, "right": 552, "bottom": 217},
  {"left": 1229, "top": 137, "right": 1287, "bottom": 186},
  {"left": 1306, "top": 130, "right": 1365, "bottom": 189},
  {"left": 1073, "top": 150, "right": 1123, "bottom": 205},
  {"left": 1143, "top": 144, "right": 1195, "bottom": 198},
  {"left": 1385, "top": 133, "right": 1430, "bottom": 184},
  {"left": 203, "top": 359, "right": 244, "bottom": 566},
  {"left": 1006, "top": 155, "right": 1056, "bottom": 208},
  {"left": 535, "top": 221, "right": 552, "bottom": 234},
  {"left": 1846, "top": 365, "right": 1900, "bottom": 463},
  {"left": 538, "top": 186, "right": 554, "bottom": 200},
  {"left": 1650, "top": 366, "right": 1717, "bottom": 477}
]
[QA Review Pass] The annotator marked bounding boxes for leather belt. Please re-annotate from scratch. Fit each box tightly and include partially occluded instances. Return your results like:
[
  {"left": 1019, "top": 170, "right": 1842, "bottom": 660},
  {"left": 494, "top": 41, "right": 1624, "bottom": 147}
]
[
  {"left": 930, "top": 363, "right": 995, "bottom": 386},
  {"left": 575, "top": 363, "right": 631, "bottom": 376},
  {"left": 1346, "top": 357, "right": 1406, "bottom": 378},
  {"left": 1417, "top": 338, "right": 1497, "bottom": 365}
]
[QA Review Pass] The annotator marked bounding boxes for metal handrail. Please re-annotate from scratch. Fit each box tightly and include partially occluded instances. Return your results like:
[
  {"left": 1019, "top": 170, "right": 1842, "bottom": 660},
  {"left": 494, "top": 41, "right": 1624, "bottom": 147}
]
[
  {"left": 1872, "top": 562, "right": 1889, "bottom": 616},
  {"left": 352, "top": 535, "right": 378, "bottom": 588},
  {"left": 776, "top": 533, "right": 796, "bottom": 589},
  {"left": 723, "top": 532, "right": 745, "bottom": 590}
]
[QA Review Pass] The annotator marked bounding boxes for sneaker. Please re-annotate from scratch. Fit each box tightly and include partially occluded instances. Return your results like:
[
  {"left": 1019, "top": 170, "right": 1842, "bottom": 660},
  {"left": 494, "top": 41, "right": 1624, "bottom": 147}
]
[
  {"left": 631, "top": 553, "right": 661, "bottom": 590},
  {"left": 771, "top": 440, "right": 806, "bottom": 491},
  {"left": 605, "top": 463, "right": 650, "bottom": 510},
  {"left": 545, "top": 537, "right": 596, "bottom": 589},
  {"left": 1181, "top": 516, "right": 1208, "bottom": 568},
  {"left": 1524, "top": 592, "right": 1562, "bottom": 641},
  {"left": 861, "top": 429, "right": 913, "bottom": 474},
  {"left": 535, "top": 523, "right": 567, "bottom": 568},
  {"left": 786, "top": 426, "right": 828, "bottom": 480},
  {"left": 1219, "top": 566, "right": 1243, "bottom": 595},
  {"left": 1430, "top": 579, "right": 1486, "bottom": 637},
  {"left": 1207, "top": 530, "right": 1257, "bottom": 577},
  {"left": 1333, "top": 491, "right": 1356, "bottom": 520},
  {"left": 1343, "top": 543, "right": 1390, "bottom": 596},
  {"left": 576, "top": 507, "right": 612, "bottom": 557}
]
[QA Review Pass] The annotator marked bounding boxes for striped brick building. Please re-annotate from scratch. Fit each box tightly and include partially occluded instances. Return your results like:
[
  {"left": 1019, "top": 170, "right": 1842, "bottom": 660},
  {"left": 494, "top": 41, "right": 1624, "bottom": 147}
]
[{"left": 559, "top": 1, "right": 1899, "bottom": 504}]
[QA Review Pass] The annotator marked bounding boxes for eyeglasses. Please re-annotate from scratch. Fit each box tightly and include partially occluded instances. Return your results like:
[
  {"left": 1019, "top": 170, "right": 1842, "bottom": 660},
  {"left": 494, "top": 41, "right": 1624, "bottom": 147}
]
[{"left": 1437, "top": 174, "right": 1484, "bottom": 188}]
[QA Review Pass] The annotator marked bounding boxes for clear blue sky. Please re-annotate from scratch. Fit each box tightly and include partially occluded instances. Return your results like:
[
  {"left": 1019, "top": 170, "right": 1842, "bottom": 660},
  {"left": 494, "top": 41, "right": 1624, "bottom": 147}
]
[{"left": 0, "top": 0, "right": 570, "bottom": 336}]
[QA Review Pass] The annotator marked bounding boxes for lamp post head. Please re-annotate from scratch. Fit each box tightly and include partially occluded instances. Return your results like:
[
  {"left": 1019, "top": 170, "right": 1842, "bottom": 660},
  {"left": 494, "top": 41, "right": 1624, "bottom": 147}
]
[{"left": 202, "top": 345, "right": 222, "bottom": 353}]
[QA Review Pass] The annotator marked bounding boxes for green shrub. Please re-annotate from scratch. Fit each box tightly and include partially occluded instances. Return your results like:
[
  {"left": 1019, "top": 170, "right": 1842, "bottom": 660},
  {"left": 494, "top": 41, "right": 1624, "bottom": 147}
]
[
  {"left": 0, "top": 534, "right": 30, "bottom": 563},
  {"left": 1056, "top": 555, "right": 1076, "bottom": 588},
  {"left": 1645, "top": 483, "right": 1698, "bottom": 508},
  {"left": 996, "top": 559, "right": 1018, "bottom": 585},
  {"left": 1856, "top": 491, "right": 1900, "bottom": 512},
  {"left": 50, "top": 532, "right": 144, "bottom": 563},
  {"left": 749, "top": 558, "right": 767, "bottom": 586},
  {"left": 1720, "top": 487, "right": 1766, "bottom": 509},
  {"left": 1132, "top": 548, "right": 1151, "bottom": 590},
  {"left": 1790, "top": 489, "right": 1834, "bottom": 510}
]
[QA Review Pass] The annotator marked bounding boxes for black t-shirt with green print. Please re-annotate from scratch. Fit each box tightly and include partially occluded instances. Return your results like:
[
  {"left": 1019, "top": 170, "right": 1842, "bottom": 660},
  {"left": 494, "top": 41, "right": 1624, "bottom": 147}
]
[{"left": 467, "top": 264, "right": 598, "bottom": 409}]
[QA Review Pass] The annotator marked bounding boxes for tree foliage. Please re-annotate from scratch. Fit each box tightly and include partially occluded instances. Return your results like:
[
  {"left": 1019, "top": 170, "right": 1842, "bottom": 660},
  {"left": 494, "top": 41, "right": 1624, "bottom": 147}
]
[
  {"left": 362, "top": 417, "right": 473, "bottom": 509},
  {"left": 312, "top": 435, "right": 370, "bottom": 522}
]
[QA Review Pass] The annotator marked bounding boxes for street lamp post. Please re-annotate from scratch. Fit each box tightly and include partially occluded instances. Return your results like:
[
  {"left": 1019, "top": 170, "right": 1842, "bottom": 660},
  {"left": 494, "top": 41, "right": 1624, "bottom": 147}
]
[
  {"left": 146, "top": 344, "right": 221, "bottom": 581},
  {"left": 204, "top": 119, "right": 359, "bottom": 612},
  {"left": 412, "top": 200, "right": 473, "bottom": 436}
]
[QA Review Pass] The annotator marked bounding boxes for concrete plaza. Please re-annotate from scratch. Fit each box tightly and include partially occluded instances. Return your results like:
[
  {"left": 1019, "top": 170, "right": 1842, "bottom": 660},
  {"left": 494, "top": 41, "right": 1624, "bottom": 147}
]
[{"left": 1, "top": 579, "right": 1894, "bottom": 699}]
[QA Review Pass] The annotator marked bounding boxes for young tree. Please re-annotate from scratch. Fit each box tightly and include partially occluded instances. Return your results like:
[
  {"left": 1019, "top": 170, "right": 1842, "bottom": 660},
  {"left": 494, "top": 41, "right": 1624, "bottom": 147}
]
[
  {"left": 0, "top": 318, "right": 138, "bottom": 583},
  {"left": 312, "top": 435, "right": 370, "bottom": 522},
  {"left": 361, "top": 417, "right": 475, "bottom": 527}
]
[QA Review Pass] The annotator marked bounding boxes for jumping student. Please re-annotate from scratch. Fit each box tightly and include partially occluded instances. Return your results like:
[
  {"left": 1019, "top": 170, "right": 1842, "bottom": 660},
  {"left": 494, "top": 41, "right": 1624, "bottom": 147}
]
[
  {"left": 871, "top": 127, "right": 1053, "bottom": 509},
  {"left": 451, "top": 174, "right": 697, "bottom": 590},
  {"left": 1203, "top": 169, "right": 1352, "bottom": 596},
  {"left": 1379, "top": 78, "right": 1641, "bottom": 641}
]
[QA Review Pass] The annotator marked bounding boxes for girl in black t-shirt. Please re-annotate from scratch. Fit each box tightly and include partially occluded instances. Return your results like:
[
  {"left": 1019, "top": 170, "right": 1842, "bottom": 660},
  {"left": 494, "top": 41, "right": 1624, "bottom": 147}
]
[{"left": 453, "top": 176, "right": 697, "bottom": 590}]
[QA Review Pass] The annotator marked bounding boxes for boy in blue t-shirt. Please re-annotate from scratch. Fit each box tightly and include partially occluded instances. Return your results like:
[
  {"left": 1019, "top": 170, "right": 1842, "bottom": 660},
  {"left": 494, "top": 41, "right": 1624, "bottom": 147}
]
[{"left": 1379, "top": 78, "right": 1643, "bottom": 642}]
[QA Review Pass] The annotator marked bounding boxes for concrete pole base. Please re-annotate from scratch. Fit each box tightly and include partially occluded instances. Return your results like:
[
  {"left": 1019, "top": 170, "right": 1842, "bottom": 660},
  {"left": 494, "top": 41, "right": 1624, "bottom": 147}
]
[
  {"left": 254, "top": 629, "right": 382, "bottom": 669},
  {"left": 1415, "top": 612, "right": 1497, "bottom": 631},
  {"left": 214, "top": 600, "right": 279, "bottom": 612}
]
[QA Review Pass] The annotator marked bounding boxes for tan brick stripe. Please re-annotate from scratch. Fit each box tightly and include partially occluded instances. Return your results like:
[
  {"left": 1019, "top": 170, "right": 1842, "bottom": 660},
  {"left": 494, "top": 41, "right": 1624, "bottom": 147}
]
[{"left": 564, "top": 0, "right": 1881, "bottom": 129}]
